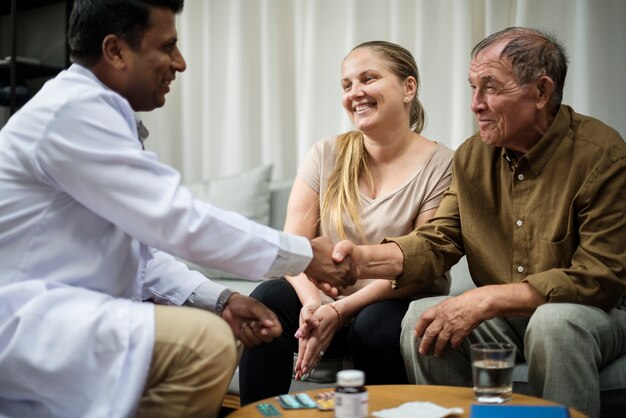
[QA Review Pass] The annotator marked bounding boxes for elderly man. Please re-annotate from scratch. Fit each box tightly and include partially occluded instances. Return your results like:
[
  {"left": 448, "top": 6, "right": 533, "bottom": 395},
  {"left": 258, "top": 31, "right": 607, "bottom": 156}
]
[
  {"left": 0, "top": 1, "right": 351, "bottom": 417},
  {"left": 331, "top": 27, "right": 625, "bottom": 418}
]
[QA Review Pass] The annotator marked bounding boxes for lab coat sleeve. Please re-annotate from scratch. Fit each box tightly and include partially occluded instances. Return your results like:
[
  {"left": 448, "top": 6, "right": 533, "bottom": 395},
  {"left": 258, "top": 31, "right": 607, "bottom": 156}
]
[
  {"left": 30, "top": 91, "right": 308, "bottom": 281},
  {"left": 141, "top": 248, "right": 228, "bottom": 307}
]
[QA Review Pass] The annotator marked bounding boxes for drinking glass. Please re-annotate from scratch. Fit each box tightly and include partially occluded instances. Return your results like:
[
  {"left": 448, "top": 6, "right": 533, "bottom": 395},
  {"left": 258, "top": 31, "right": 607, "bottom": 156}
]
[{"left": 471, "top": 342, "right": 515, "bottom": 403}]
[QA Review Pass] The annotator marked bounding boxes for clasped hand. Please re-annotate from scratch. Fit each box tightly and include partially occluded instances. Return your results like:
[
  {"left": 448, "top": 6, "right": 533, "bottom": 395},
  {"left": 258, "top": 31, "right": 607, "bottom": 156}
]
[
  {"left": 220, "top": 293, "right": 283, "bottom": 347},
  {"left": 292, "top": 302, "right": 340, "bottom": 380},
  {"left": 304, "top": 238, "right": 359, "bottom": 297}
]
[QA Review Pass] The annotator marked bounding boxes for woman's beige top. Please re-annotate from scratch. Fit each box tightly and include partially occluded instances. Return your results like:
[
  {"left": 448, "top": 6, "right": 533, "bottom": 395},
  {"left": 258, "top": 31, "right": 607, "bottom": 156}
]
[{"left": 298, "top": 135, "right": 454, "bottom": 300}]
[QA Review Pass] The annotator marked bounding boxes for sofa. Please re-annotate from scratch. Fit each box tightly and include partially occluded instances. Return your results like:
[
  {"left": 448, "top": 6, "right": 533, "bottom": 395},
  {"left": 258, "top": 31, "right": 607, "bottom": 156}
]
[{"left": 184, "top": 167, "right": 626, "bottom": 417}]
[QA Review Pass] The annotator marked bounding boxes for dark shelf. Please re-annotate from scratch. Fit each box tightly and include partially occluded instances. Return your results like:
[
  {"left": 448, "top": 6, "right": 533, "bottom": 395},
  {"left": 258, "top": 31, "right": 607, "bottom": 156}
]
[
  {"left": 0, "top": 59, "right": 64, "bottom": 83},
  {"left": 0, "top": 0, "right": 67, "bottom": 15},
  {"left": 1, "top": 0, "right": 72, "bottom": 114}
]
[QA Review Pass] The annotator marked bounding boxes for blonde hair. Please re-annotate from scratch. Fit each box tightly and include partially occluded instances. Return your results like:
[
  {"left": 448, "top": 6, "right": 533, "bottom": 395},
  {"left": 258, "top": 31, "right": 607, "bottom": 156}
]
[
  {"left": 320, "top": 41, "right": 424, "bottom": 240},
  {"left": 320, "top": 131, "right": 371, "bottom": 240}
]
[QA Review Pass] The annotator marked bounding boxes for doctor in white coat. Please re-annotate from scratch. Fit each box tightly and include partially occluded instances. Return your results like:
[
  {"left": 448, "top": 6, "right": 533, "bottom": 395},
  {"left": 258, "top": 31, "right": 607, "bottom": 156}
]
[{"left": 0, "top": 1, "right": 352, "bottom": 417}]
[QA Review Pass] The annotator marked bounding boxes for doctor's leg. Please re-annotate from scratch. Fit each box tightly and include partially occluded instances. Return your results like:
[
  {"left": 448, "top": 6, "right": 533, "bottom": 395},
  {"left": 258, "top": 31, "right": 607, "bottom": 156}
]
[{"left": 136, "top": 305, "right": 237, "bottom": 418}]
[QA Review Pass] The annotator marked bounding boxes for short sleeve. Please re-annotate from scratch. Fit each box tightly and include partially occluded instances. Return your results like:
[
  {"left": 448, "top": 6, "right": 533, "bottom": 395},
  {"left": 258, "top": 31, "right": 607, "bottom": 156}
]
[
  {"left": 418, "top": 144, "right": 454, "bottom": 214},
  {"left": 297, "top": 136, "right": 337, "bottom": 194}
]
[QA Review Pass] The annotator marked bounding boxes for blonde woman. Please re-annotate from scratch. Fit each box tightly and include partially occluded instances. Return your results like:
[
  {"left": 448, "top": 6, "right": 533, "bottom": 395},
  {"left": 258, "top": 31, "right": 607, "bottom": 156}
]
[{"left": 240, "top": 40, "right": 453, "bottom": 404}]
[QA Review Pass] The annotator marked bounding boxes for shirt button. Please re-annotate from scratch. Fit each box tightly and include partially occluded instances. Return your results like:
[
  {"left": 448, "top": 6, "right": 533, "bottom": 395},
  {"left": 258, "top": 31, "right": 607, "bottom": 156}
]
[
  {"left": 516, "top": 219, "right": 523, "bottom": 227},
  {"left": 116, "top": 310, "right": 126, "bottom": 319},
  {"left": 517, "top": 173, "right": 525, "bottom": 181},
  {"left": 517, "top": 266, "right": 524, "bottom": 273}
]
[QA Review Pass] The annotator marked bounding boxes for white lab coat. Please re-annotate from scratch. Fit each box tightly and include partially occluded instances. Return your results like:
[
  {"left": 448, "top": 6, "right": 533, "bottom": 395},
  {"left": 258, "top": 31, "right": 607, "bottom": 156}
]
[{"left": 0, "top": 64, "right": 311, "bottom": 417}]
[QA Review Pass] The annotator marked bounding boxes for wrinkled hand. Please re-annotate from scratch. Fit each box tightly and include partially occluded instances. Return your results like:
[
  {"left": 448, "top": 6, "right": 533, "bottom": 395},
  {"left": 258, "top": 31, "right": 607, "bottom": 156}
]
[
  {"left": 332, "top": 240, "right": 360, "bottom": 264},
  {"left": 221, "top": 293, "right": 282, "bottom": 347},
  {"left": 293, "top": 304, "right": 339, "bottom": 380},
  {"left": 304, "top": 237, "right": 354, "bottom": 294},
  {"left": 414, "top": 290, "right": 488, "bottom": 357},
  {"left": 310, "top": 240, "right": 362, "bottom": 299}
]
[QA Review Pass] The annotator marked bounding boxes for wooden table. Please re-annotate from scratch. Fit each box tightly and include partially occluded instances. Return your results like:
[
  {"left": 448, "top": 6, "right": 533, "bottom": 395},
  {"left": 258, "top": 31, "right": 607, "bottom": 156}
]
[{"left": 226, "top": 385, "right": 587, "bottom": 417}]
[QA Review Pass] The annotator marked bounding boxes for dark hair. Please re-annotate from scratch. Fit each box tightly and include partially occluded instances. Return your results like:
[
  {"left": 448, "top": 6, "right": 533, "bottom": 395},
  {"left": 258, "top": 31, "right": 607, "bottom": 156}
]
[
  {"left": 471, "top": 27, "right": 568, "bottom": 113},
  {"left": 68, "top": 0, "right": 184, "bottom": 66},
  {"left": 350, "top": 40, "right": 426, "bottom": 133}
]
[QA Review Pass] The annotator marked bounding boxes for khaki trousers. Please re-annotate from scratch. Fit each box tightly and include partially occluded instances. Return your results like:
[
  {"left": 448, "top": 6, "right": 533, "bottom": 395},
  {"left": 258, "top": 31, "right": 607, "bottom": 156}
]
[{"left": 136, "top": 305, "right": 237, "bottom": 418}]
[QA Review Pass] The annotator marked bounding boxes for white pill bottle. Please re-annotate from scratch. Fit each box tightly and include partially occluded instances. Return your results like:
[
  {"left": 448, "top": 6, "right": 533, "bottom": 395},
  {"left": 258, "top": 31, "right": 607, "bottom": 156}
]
[{"left": 334, "top": 370, "right": 368, "bottom": 418}]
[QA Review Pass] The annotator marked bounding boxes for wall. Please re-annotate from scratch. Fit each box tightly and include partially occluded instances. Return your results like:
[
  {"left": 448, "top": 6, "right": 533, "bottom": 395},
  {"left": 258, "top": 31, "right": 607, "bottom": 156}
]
[{"left": 140, "top": 0, "right": 626, "bottom": 183}]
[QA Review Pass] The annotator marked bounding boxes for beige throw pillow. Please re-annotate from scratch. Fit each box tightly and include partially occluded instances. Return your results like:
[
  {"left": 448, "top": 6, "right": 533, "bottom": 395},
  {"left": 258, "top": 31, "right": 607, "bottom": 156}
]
[{"left": 181, "top": 164, "right": 273, "bottom": 279}]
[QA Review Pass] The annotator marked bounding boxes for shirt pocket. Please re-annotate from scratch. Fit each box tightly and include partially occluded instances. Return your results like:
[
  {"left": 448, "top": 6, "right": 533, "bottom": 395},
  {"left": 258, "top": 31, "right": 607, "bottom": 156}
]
[{"left": 536, "top": 232, "right": 576, "bottom": 271}]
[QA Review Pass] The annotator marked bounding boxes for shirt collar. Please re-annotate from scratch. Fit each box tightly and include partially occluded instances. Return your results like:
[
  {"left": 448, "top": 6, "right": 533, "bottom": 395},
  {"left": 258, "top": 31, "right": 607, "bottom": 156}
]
[
  {"left": 68, "top": 63, "right": 108, "bottom": 89},
  {"left": 68, "top": 64, "right": 148, "bottom": 148},
  {"left": 502, "top": 105, "right": 571, "bottom": 175}
]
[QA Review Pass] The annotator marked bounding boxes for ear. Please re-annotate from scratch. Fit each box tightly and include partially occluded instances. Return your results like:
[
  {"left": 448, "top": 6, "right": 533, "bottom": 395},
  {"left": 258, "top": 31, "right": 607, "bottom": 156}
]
[
  {"left": 535, "top": 75, "right": 555, "bottom": 110},
  {"left": 404, "top": 76, "right": 418, "bottom": 100},
  {"left": 101, "top": 34, "right": 128, "bottom": 69}
]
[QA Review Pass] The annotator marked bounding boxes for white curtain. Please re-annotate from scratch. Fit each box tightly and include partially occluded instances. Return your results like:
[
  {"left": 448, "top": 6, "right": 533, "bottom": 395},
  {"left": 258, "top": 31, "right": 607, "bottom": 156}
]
[{"left": 140, "top": 0, "right": 626, "bottom": 183}]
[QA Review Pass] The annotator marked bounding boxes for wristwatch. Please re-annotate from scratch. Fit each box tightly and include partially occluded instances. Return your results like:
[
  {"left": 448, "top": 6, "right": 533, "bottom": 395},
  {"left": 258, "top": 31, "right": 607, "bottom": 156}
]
[{"left": 215, "top": 288, "right": 236, "bottom": 316}]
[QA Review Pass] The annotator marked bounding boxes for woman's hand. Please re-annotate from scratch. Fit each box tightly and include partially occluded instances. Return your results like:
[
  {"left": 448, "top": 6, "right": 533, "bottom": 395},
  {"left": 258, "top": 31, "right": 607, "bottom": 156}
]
[
  {"left": 293, "top": 304, "right": 342, "bottom": 379},
  {"left": 295, "top": 301, "right": 321, "bottom": 339}
]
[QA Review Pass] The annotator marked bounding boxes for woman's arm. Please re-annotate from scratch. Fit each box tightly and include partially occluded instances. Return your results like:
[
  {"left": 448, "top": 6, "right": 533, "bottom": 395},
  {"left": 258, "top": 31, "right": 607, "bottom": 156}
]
[
  {"left": 413, "top": 207, "right": 437, "bottom": 230},
  {"left": 283, "top": 176, "right": 324, "bottom": 306}
]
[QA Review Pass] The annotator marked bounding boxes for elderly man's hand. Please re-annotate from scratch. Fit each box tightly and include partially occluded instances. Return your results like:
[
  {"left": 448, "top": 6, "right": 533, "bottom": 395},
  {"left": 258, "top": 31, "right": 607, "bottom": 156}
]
[
  {"left": 221, "top": 293, "right": 282, "bottom": 347},
  {"left": 303, "top": 237, "right": 355, "bottom": 294},
  {"left": 413, "top": 283, "right": 544, "bottom": 357},
  {"left": 414, "top": 289, "right": 489, "bottom": 357}
]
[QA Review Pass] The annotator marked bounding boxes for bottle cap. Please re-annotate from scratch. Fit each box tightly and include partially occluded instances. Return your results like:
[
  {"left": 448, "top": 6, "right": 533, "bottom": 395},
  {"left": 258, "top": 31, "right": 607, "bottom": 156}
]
[{"left": 336, "top": 369, "right": 365, "bottom": 387}]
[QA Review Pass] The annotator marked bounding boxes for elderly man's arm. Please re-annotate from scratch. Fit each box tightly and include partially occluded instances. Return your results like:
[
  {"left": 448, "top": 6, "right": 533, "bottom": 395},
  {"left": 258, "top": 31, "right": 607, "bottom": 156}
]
[
  {"left": 311, "top": 241, "right": 404, "bottom": 296},
  {"left": 414, "top": 283, "right": 545, "bottom": 357}
]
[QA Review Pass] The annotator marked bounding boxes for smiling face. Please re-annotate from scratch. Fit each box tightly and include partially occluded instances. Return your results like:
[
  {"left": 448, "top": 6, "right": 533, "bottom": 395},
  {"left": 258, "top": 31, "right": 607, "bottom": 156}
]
[
  {"left": 468, "top": 41, "right": 544, "bottom": 152},
  {"left": 123, "top": 7, "right": 186, "bottom": 111},
  {"left": 341, "top": 47, "right": 413, "bottom": 137}
]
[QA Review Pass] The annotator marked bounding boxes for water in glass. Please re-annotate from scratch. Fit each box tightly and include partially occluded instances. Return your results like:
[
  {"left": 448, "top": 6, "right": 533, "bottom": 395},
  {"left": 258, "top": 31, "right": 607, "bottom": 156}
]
[{"left": 472, "top": 359, "right": 514, "bottom": 403}]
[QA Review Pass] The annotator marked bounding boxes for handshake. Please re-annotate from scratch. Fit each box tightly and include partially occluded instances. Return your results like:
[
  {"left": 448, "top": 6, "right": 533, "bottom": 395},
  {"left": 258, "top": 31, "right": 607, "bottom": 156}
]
[
  {"left": 221, "top": 237, "right": 402, "bottom": 348},
  {"left": 302, "top": 236, "right": 362, "bottom": 296}
]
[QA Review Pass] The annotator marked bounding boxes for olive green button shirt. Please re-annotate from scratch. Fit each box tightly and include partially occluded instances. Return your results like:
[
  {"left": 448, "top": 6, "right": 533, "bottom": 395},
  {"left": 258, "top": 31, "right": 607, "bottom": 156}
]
[{"left": 386, "top": 105, "right": 626, "bottom": 311}]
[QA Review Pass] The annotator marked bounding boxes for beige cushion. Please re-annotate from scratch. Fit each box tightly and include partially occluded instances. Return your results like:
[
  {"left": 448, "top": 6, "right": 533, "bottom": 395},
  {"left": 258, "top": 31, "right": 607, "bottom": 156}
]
[{"left": 182, "top": 164, "right": 273, "bottom": 279}]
